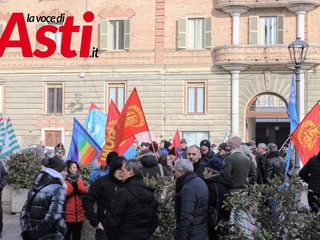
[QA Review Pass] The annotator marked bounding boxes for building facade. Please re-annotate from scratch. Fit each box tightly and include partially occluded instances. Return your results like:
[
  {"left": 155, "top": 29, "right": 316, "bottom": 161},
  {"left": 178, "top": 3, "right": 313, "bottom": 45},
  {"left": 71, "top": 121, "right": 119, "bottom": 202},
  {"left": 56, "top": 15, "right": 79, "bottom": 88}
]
[{"left": 0, "top": 0, "right": 320, "bottom": 149}]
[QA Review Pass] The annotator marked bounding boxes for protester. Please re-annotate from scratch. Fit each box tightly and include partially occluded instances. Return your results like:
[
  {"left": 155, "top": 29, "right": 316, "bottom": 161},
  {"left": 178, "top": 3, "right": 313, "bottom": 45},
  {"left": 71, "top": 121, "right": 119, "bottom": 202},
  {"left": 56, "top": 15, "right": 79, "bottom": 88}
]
[
  {"left": 299, "top": 151, "right": 320, "bottom": 213},
  {"left": 136, "top": 152, "right": 169, "bottom": 178},
  {"left": 65, "top": 160, "right": 87, "bottom": 240},
  {"left": 223, "top": 135, "right": 256, "bottom": 236},
  {"left": 89, "top": 151, "right": 118, "bottom": 184},
  {"left": 200, "top": 140, "right": 223, "bottom": 171},
  {"left": 246, "top": 141, "right": 265, "bottom": 184},
  {"left": 174, "top": 159, "right": 209, "bottom": 240},
  {"left": 20, "top": 156, "right": 67, "bottom": 240},
  {"left": 105, "top": 159, "right": 159, "bottom": 240},
  {"left": 54, "top": 142, "right": 66, "bottom": 160},
  {"left": 181, "top": 138, "right": 188, "bottom": 158},
  {"left": 203, "top": 160, "right": 232, "bottom": 240},
  {"left": 265, "top": 143, "right": 285, "bottom": 181},
  {"left": 35, "top": 140, "right": 46, "bottom": 159},
  {"left": 186, "top": 145, "right": 205, "bottom": 179},
  {"left": 83, "top": 156, "right": 124, "bottom": 240},
  {"left": 0, "top": 161, "right": 8, "bottom": 239},
  {"left": 279, "top": 143, "right": 295, "bottom": 178}
]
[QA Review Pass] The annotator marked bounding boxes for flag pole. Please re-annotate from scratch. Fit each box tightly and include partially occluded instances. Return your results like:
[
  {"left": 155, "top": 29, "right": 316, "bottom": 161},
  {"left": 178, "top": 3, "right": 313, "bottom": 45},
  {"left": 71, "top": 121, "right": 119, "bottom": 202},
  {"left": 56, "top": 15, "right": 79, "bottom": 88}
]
[{"left": 279, "top": 135, "right": 291, "bottom": 152}]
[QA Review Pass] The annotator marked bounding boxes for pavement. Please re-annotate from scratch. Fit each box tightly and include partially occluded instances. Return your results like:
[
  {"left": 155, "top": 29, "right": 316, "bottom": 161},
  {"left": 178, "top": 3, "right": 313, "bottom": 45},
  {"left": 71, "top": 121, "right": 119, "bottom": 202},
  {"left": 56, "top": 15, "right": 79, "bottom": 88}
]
[{"left": 2, "top": 212, "right": 22, "bottom": 240}]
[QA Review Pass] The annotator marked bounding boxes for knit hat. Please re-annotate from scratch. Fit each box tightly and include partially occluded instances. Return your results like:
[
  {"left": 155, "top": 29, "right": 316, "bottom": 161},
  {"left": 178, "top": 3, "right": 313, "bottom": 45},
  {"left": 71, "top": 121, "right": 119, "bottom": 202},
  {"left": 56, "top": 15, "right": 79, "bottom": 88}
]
[
  {"left": 41, "top": 156, "right": 67, "bottom": 172},
  {"left": 205, "top": 160, "right": 220, "bottom": 172},
  {"left": 109, "top": 156, "right": 126, "bottom": 175},
  {"left": 228, "top": 135, "right": 242, "bottom": 149},
  {"left": 107, "top": 151, "right": 118, "bottom": 166},
  {"left": 200, "top": 140, "right": 211, "bottom": 149},
  {"left": 218, "top": 143, "right": 228, "bottom": 151},
  {"left": 149, "top": 141, "right": 159, "bottom": 152},
  {"left": 181, "top": 138, "right": 187, "bottom": 144}
]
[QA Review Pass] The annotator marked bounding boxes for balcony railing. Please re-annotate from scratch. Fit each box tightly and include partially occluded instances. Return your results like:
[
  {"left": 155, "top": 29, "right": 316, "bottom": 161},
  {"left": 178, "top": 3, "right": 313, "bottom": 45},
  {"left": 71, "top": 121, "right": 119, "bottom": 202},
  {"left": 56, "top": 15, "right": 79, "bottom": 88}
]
[{"left": 213, "top": 44, "right": 320, "bottom": 64}]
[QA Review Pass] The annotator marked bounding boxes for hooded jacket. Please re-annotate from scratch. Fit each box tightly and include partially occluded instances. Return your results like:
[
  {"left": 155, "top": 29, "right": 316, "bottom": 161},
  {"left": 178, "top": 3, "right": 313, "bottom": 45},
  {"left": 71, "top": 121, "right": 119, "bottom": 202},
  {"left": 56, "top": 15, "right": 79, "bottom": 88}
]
[
  {"left": 20, "top": 171, "right": 67, "bottom": 240},
  {"left": 175, "top": 172, "right": 209, "bottom": 240},
  {"left": 137, "top": 153, "right": 169, "bottom": 178},
  {"left": 106, "top": 175, "right": 159, "bottom": 240}
]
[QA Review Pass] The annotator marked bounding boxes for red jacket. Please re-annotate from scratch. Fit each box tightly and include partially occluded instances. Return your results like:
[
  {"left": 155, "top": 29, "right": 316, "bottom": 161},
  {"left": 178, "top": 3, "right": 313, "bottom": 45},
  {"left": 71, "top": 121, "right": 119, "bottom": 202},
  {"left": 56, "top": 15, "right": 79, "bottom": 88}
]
[{"left": 65, "top": 178, "right": 87, "bottom": 223}]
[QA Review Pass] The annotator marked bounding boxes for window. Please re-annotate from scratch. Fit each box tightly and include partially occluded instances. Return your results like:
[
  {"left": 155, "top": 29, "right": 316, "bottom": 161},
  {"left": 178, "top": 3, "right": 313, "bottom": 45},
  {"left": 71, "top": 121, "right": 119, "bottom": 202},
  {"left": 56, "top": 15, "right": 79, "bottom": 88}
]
[
  {"left": 0, "top": 84, "right": 3, "bottom": 114},
  {"left": 46, "top": 83, "right": 63, "bottom": 114},
  {"left": 107, "top": 83, "right": 125, "bottom": 112},
  {"left": 36, "top": 23, "right": 62, "bottom": 53},
  {"left": 249, "top": 15, "right": 284, "bottom": 45},
  {"left": 182, "top": 131, "right": 209, "bottom": 146},
  {"left": 178, "top": 17, "right": 211, "bottom": 49},
  {"left": 185, "top": 82, "right": 206, "bottom": 114},
  {"left": 100, "top": 19, "right": 130, "bottom": 51}
]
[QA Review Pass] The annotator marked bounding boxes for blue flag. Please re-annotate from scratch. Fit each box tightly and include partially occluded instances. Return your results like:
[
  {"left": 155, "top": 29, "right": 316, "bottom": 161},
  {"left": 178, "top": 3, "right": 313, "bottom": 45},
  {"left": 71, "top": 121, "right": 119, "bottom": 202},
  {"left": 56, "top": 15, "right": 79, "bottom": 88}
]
[
  {"left": 83, "top": 102, "right": 107, "bottom": 148},
  {"left": 67, "top": 118, "right": 101, "bottom": 165},
  {"left": 288, "top": 74, "right": 298, "bottom": 133}
]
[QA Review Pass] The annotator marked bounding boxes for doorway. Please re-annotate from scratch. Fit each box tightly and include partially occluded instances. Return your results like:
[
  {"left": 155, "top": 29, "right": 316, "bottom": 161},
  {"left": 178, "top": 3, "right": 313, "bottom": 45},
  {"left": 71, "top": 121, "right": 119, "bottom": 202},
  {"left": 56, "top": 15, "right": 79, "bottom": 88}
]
[{"left": 246, "top": 93, "right": 289, "bottom": 148}]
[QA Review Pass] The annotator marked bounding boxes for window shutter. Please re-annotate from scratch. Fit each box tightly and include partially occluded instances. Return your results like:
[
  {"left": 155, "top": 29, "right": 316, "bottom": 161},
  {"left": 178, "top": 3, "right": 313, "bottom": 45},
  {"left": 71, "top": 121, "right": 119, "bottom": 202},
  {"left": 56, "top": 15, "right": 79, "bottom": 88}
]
[
  {"left": 124, "top": 19, "right": 130, "bottom": 50},
  {"left": 178, "top": 18, "right": 187, "bottom": 49},
  {"left": 249, "top": 16, "right": 259, "bottom": 44},
  {"left": 0, "top": 23, "right": 3, "bottom": 37},
  {"left": 277, "top": 15, "right": 284, "bottom": 44},
  {"left": 204, "top": 17, "right": 212, "bottom": 49},
  {"left": 100, "top": 20, "right": 109, "bottom": 50},
  {"left": 36, "top": 23, "right": 46, "bottom": 51}
]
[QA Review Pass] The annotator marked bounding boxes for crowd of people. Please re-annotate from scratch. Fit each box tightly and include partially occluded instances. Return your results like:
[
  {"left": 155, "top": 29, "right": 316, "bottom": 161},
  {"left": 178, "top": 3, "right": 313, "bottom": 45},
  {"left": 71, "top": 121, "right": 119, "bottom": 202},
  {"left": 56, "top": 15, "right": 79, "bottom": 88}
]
[{"left": 14, "top": 136, "right": 320, "bottom": 240}]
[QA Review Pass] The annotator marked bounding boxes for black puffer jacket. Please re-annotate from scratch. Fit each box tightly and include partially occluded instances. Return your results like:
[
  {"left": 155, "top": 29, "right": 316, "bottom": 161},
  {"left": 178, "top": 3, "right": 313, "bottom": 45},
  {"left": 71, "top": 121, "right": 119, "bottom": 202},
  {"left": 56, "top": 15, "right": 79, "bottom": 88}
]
[
  {"left": 137, "top": 153, "right": 169, "bottom": 178},
  {"left": 20, "top": 171, "right": 67, "bottom": 240},
  {"left": 299, "top": 151, "right": 320, "bottom": 194},
  {"left": 106, "top": 175, "right": 159, "bottom": 240},
  {"left": 264, "top": 151, "right": 285, "bottom": 181},
  {"left": 83, "top": 173, "right": 122, "bottom": 228},
  {"left": 175, "top": 172, "right": 209, "bottom": 240}
]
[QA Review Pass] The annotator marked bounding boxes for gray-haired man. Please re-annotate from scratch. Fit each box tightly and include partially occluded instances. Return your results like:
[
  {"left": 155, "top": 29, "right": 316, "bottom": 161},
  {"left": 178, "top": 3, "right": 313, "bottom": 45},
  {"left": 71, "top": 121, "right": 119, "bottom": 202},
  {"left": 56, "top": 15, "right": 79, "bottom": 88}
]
[{"left": 174, "top": 159, "right": 209, "bottom": 240}]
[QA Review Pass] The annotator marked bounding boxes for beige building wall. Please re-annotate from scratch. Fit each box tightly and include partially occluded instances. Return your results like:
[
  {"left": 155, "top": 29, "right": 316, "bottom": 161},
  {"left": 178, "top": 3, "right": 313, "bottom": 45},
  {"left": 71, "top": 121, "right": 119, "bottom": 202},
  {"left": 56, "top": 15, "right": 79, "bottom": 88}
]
[{"left": 0, "top": 0, "right": 320, "bottom": 149}]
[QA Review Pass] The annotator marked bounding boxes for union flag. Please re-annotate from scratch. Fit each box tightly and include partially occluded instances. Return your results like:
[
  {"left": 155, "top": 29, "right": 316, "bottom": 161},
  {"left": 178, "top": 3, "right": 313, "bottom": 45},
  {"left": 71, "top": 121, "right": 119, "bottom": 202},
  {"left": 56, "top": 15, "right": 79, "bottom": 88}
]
[
  {"left": 114, "top": 88, "right": 149, "bottom": 149},
  {"left": 98, "top": 100, "right": 134, "bottom": 166},
  {"left": 291, "top": 100, "right": 320, "bottom": 165}
]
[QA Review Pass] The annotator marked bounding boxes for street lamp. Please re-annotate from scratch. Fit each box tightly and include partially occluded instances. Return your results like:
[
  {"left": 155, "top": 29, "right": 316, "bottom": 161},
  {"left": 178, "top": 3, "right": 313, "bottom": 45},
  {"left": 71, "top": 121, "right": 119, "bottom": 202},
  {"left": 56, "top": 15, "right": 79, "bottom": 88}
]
[{"left": 288, "top": 37, "right": 309, "bottom": 173}]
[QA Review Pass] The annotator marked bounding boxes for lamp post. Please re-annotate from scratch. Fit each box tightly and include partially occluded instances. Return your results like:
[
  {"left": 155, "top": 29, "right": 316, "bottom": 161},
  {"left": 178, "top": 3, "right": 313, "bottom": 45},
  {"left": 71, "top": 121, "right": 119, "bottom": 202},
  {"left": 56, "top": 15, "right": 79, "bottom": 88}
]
[{"left": 288, "top": 37, "right": 309, "bottom": 173}]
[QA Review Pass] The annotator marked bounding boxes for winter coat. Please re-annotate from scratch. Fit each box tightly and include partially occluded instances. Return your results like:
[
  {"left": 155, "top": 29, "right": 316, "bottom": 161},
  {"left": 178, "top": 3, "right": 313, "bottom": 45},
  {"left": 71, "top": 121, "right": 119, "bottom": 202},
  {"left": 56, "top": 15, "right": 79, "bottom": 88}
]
[
  {"left": 264, "top": 151, "right": 285, "bottom": 181},
  {"left": 174, "top": 172, "right": 209, "bottom": 240},
  {"left": 106, "top": 175, "right": 159, "bottom": 240},
  {"left": 299, "top": 152, "right": 320, "bottom": 194},
  {"left": 137, "top": 153, "right": 169, "bottom": 178},
  {"left": 65, "top": 175, "right": 87, "bottom": 223},
  {"left": 20, "top": 171, "right": 67, "bottom": 240},
  {"left": 223, "top": 150, "right": 256, "bottom": 192},
  {"left": 83, "top": 174, "right": 122, "bottom": 228},
  {"left": 193, "top": 159, "right": 205, "bottom": 179}
]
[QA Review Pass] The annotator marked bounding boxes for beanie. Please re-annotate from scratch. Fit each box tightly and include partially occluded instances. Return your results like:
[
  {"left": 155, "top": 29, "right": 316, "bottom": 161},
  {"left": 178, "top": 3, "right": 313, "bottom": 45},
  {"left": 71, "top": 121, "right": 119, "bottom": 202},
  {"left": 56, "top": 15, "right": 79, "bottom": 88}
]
[
  {"left": 205, "top": 160, "right": 220, "bottom": 172},
  {"left": 107, "top": 151, "right": 118, "bottom": 166},
  {"left": 218, "top": 143, "right": 228, "bottom": 151},
  {"left": 228, "top": 135, "right": 242, "bottom": 149},
  {"left": 200, "top": 140, "right": 211, "bottom": 149},
  {"left": 181, "top": 138, "right": 187, "bottom": 144},
  {"left": 42, "top": 156, "right": 67, "bottom": 172},
  {"left": 109, "top": 156, "right": 126, "bottom": 176}
]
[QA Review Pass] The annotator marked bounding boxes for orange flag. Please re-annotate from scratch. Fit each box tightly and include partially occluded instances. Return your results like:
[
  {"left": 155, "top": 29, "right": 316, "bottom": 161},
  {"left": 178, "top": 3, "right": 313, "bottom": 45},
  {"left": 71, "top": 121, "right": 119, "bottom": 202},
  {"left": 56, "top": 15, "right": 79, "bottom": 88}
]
[
  {"left": 291, "top": 101, "right": 320, "bottom": 165},
  {"left": 98, "top": 101, "right": 134, "bottom": 166},
  {"left": 114, "top": 88, "right": 149, "bottom": 150},
  {"left": 170, "top": 129, "right": 182, "bottom": 159}
]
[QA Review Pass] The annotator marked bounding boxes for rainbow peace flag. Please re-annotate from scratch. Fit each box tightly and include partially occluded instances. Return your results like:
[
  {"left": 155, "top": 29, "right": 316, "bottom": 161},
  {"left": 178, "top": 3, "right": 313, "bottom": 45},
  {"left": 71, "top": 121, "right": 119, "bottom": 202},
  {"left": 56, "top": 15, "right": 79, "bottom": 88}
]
[{"left": 67, "top": 118, "right": 101, "bottom": 165}]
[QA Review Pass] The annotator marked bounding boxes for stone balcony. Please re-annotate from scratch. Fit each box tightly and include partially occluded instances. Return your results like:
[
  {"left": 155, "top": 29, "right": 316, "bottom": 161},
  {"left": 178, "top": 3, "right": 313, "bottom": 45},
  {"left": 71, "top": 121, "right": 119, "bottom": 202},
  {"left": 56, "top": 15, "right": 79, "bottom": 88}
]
[
  {"left": 215, "top": 0, "right": 320, "bottom": 10},
  {"left": 213, "top": 44, "right": 320, "bottom": 70}
]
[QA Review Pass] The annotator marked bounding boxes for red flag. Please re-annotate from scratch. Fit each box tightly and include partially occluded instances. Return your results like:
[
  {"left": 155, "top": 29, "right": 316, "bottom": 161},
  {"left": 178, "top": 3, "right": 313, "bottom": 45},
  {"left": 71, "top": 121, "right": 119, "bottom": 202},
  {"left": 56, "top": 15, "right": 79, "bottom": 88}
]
[
  {"left": 114, "top": 88, "right": 149, "bottom": 149},
  {"left": 291, "top": 101, "right": 320, "bottom": 165},
  {"left": 170, "top": 129, "right": 182, "bottom": 158},
  {"left": 98, "top": 101, "right": 134, "bottom": 166}
]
